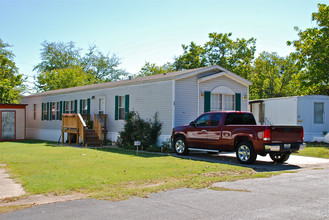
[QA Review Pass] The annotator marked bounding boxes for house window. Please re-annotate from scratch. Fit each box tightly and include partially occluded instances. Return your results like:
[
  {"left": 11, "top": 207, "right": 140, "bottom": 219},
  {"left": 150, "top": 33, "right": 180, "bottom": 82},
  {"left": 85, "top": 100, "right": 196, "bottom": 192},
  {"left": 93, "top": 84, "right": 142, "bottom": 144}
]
[
  {"left": 314, "top": 102, "right": 324, "bottom": 124},
  {"left": 81, "top": 99, "right": 88, "bottom": 115},
  {"left": 65, "top": 101, "right": 70, "bottom": 113},
  {"left": 33, "top": 104, "right": 36, "bottom": 120},
  {"left": 71, "top": 100, "right": 75, "bottom": 113},
  {"left": 118, "top": 96, "right": 125, "bottom": 120},
  {"left": 56, "top": 102, "right": 60, "bottom": 119},
  {"left": 51, "top": 103, "right": 56, "bottom": 120},
  {"left": 211, "top": 93, "right": 235, "bottom": 111},
  {"left": 42, "top": 103, "right": 47, "bottom": 120}
]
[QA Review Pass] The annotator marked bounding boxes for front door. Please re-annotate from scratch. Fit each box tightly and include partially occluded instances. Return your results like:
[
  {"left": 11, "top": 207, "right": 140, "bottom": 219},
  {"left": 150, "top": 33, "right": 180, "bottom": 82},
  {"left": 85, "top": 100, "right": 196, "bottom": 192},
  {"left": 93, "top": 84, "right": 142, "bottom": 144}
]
[
  {"left": 98, "top": 98, "right": 105, "bottom": 114},
  {"left": 1, "top": 111, "right": 15, "bottom": 141}
]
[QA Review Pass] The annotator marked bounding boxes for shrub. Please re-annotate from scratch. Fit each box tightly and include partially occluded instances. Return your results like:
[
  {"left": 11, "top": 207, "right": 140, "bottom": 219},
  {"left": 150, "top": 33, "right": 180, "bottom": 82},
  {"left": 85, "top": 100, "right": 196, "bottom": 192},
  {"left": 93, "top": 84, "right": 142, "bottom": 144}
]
[{"left": 118, "top": 111, "right": 163, "bottom": 150}]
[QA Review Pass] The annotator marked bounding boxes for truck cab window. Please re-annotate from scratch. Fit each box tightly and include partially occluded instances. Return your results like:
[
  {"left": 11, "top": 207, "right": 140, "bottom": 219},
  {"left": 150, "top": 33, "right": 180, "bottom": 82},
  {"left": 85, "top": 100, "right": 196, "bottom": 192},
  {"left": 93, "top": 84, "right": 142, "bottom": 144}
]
[
  {"left": 195, "top": 114, "right": 210, "bottom": 127},
  {"left": 211, "top": 113, "right": 222, "bottom": 126},
  {"left": 225, "top": 113, "right": 256, "bottom": 125}
]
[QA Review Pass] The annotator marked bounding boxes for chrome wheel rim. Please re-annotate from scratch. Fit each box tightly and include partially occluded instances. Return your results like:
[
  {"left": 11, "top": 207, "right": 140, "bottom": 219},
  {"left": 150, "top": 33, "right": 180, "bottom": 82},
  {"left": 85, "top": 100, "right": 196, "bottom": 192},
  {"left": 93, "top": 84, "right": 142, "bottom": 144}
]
[
  {"left": 238, "top": 145, "right": 250, "bottom": 162},
  {"left": 175, "top": 140, "right": 185, "bottom": 154}
]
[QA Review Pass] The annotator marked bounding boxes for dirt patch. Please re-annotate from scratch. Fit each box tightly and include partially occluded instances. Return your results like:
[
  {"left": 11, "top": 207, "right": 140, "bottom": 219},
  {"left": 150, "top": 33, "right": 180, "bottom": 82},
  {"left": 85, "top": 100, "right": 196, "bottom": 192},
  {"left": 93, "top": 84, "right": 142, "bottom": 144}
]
[{"left": 0, "top": 193, "right": 86, "bottom": 207}]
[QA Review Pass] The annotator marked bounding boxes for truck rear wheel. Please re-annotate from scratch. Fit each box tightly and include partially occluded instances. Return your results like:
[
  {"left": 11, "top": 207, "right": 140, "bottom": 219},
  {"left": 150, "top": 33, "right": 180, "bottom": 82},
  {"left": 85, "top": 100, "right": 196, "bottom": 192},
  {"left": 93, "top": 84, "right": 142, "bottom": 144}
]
[
  {"left": 174, "top": 137, "right": 189, "bottom": 155},
  {"left": 236, "top": 141, "right": 257, "bottom": 164},
  {"left": 269, "top": 153, "right": 290, "bottom": 163}
]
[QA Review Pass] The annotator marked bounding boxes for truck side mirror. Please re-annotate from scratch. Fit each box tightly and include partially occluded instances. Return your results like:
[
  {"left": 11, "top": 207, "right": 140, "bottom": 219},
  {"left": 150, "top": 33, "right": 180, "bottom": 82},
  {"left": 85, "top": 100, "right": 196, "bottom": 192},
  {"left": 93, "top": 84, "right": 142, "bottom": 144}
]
[{"left": 189, "top": 121, "right": 196, "bottom": 127}]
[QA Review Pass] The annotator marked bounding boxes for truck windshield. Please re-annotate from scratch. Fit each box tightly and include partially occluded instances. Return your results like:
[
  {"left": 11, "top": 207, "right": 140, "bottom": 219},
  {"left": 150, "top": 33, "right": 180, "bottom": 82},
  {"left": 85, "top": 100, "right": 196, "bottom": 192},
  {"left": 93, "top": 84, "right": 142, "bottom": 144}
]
[{"left": 225, "top": 113, "right": 257, "bottom": 125}]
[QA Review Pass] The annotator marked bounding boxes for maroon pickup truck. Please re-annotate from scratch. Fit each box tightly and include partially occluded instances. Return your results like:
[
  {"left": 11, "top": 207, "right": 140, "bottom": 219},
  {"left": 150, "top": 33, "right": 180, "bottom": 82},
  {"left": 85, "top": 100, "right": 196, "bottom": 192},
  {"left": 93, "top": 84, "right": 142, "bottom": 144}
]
[{"left": 171, "top": 111, "right": 305, "bottom": 164}]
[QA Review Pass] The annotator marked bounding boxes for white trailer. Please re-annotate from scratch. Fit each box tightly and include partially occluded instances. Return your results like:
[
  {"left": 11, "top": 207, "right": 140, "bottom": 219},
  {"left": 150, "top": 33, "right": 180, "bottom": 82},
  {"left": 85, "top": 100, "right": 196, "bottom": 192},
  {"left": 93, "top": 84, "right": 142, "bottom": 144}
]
[{"left": 249, "top": 95, "right": 329, "bottom": 142}]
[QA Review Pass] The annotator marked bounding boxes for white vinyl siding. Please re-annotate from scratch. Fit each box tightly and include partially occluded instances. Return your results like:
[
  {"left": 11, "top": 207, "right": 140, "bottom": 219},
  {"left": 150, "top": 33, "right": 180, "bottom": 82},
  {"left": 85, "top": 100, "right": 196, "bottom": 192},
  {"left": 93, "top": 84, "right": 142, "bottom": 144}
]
[{"left": 175, "top": 77, "right": 199, "bottom": 127}]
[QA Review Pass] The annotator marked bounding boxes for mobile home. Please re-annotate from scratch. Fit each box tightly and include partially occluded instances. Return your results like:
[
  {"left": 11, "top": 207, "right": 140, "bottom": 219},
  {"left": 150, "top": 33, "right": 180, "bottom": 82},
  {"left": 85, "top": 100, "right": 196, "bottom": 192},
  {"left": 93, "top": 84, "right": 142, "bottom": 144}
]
[{"left": 21, "top": 65, "right": 251, "bottom": 145}]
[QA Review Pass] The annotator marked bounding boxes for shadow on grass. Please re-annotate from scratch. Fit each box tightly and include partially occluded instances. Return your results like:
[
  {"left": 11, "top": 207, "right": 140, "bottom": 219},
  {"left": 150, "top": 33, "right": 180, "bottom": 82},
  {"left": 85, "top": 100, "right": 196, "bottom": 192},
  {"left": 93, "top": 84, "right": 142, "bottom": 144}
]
[{"left": 171, "top": 152, "right": 302, "bottom": 172}]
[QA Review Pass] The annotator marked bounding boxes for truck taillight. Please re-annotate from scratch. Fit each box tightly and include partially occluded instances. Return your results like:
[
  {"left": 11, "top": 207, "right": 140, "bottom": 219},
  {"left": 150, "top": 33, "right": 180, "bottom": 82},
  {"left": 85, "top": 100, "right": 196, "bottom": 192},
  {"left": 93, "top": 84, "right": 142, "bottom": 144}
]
[
  {"left": 263, "top": 128, "right": 271, "bottom": 141},
  {"left": 302, "top": 127, "right": 304, "bottom": 141}
]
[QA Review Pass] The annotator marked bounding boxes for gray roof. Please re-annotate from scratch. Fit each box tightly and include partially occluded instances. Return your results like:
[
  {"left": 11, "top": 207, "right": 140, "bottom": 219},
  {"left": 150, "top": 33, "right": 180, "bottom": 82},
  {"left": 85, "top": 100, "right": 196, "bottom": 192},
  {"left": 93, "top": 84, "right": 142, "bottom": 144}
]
[{"left": 25, "top": 65, "right": 251, "bottom": 98}]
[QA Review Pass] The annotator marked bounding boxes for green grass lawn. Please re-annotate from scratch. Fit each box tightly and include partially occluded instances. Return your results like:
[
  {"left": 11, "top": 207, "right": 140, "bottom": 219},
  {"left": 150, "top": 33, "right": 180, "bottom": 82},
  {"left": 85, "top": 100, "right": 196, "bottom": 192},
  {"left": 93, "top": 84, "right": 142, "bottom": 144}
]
[
  {"left": 0, "top": 140, "right": 276, "bottom": 201},
  {"left": 293, "top": 143, "right": 329, "bottom": 159}
]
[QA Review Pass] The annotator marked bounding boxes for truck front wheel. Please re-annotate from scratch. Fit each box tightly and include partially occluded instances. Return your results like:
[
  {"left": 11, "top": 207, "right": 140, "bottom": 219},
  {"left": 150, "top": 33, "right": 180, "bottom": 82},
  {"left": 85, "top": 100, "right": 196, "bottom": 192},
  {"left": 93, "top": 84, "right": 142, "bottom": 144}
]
[
  {"left": 236, "top": 141, "right": 257, "bottom": 164},
  {"left": 174, "top": 137, "right": 189, "bottom": 155},
  {"left": 269, "top": 153, "right": 290, "bottom": 163}
]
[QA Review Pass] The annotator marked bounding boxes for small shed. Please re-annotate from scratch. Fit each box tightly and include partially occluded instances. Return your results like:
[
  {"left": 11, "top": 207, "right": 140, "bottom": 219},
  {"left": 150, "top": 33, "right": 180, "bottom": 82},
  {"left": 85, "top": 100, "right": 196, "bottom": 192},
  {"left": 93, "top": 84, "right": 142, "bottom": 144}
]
[{"left": 0, "top": 104, "right": 27, "bottom": 141}]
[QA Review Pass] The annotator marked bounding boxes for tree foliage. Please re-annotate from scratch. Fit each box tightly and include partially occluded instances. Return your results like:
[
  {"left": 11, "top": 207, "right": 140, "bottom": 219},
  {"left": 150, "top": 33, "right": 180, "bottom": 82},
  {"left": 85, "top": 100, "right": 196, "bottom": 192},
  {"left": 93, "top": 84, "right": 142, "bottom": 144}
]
[
  {"left": 81, "top": 45, "right": 127, "bottom": 82},
  {"left": 250, "top": 52, "right": 300, "bottom": 99},
  {"left": 136, "top": 62, "right": 175, "bottom": 77},
  {"left": 36, "top": 66, "right": 95, "bottom": 91},
  {"left": 173, "top": 32, "right": 256, "bottom": 78},
  {"left": 0, "top": 39, "right": 24, "bottom": 103},
  {"left": 34, "top": 41, "right": 127, "bottom": 92},
  {"left": 287, "top": 3, "right": 329, "bottom": 95}
]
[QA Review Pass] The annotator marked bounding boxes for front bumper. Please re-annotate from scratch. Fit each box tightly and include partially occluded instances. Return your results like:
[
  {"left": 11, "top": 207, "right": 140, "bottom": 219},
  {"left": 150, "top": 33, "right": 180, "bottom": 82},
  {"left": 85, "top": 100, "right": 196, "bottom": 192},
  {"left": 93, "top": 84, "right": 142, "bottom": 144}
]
[{"left": 264, "top": 143, "right": 306, "bottom": 152}]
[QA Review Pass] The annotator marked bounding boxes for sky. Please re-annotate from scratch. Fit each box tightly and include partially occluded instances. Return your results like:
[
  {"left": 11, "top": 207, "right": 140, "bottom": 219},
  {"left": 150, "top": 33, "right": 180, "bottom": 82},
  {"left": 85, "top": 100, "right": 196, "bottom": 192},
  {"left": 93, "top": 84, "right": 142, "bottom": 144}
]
[{"left": 0, "top": 0, "right": 326, "bottom": 92}]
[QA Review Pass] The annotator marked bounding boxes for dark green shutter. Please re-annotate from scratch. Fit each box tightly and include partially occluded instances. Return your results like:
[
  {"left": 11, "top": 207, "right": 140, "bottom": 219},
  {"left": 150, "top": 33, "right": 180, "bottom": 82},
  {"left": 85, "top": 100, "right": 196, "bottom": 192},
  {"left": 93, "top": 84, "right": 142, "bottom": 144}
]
[
  {"left": 74, "top": 100, "right": 78, "bottom": 113},
  {"left": 125, "top": 95, "right": 129, "bottom": 120},
  {"left": 87, "top": 98, "right": 90, "bottom": 115},
  {"left": 46, "top": 102, "right": 49, "bottom": 121},
  {"left": 63, "top": 101, "right": 66, "bottom": 114},
  {"left": 115, "top": 96, "right": 119, "bottom": 120},
  {"left": 204, "top": 91, "right": 211, "bottom": 113},
  {"left": 235, "top": 93, "right": 241, "bottom": 111},
  {"left": 41, "top": 103, "right": 44, "bottom": 120},
  {"left": 60, "top": 101, "right": 63, "bottom": 120},
  {"left": 49, "top": 102, "right": 52, "bottom": 121},
  {"left": 79, "top": 99, "right": 82, "bottom": 114}
]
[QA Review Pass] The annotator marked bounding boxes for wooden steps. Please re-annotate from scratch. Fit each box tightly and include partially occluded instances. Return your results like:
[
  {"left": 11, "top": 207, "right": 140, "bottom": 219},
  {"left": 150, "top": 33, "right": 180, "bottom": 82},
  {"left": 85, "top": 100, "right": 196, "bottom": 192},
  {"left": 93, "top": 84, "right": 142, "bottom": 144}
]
[{"left": 84, "top": 129, "right": 103, "bottom": 146}]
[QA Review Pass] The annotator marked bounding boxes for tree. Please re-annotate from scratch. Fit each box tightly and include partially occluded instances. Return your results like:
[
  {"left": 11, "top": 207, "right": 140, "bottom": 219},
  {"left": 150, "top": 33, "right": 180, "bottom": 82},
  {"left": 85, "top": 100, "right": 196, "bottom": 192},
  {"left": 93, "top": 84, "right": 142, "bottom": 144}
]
[
  {"left": 34, "top": 41, "right": 127, "bottom": 92},
  {"left": 81, "top": 45, "right": 127, "bottom": 82},
  {"left": 33, "top": 41, "right": 81, "bottom": 73},
  {"left": 173, "top": 42, "right": 207, "bottom": 70},
  {"left": 136, "top": 62, "right": 175, "bottom": 77},
  {"left": 205, "top": 32, "right": 256, "bottom": 79},
  {"left": 0, "top": 39, "right": 24, "bottom": 103},
  {"left": 250, "top": 52, "right": 300, "bottom": 99},
  {"left": 287, "top": 3, "right": 329, "bottom": 95},
  {"left": 173, "top": 33, "right": 256, "bottom": 79}
]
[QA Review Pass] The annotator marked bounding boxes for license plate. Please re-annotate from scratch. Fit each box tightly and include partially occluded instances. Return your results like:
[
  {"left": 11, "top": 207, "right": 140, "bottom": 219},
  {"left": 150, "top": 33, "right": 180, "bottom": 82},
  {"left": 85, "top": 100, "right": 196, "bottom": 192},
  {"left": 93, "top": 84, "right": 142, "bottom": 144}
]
[{"left": 284, "top": 144, "right": 291, "bottom": 149}]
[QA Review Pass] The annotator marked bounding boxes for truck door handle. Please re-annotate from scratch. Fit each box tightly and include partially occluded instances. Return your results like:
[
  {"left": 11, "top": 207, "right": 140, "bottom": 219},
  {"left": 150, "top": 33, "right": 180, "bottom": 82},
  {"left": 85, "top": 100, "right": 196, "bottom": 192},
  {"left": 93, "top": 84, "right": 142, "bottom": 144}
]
[{"left": 201, "top": 130, "right": 207, "bottom": 133}]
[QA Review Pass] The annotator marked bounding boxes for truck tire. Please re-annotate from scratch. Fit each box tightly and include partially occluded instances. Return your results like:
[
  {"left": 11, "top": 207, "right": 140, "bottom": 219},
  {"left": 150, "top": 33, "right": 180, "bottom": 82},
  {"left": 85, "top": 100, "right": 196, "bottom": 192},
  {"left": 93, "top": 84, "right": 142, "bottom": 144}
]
[
  {"left": 174, "top": 137, "right": 189, "bottom": 155},
  {"left": 269, "top": 153, "right": 290, "bottom": 163},
  {"left": 236, "top": 141, "right": 257, "bottom": 164}
]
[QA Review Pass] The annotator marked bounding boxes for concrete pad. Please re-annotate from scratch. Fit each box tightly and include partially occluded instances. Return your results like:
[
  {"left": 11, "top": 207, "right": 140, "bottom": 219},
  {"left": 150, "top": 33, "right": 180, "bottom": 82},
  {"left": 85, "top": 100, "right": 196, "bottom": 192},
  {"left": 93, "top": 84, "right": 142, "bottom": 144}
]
[
  {"left": 0, "top": 169, "right": 25, "bottom": 199},
  {"left": 221, "top": 152, "right": 329, "bottom": 165}
]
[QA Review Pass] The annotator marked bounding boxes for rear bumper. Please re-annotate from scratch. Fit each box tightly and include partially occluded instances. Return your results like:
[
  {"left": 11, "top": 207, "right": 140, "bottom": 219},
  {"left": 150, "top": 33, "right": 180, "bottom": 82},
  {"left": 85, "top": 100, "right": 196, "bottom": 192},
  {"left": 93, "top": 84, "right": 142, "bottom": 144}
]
[{"left": 264, "top": 143, "right": 306, "bottom": 153}]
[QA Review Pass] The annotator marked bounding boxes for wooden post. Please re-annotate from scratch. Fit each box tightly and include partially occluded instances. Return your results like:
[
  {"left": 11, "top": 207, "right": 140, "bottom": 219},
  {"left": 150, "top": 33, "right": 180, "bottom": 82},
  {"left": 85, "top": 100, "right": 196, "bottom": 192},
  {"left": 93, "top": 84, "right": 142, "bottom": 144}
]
[{"left": 62, "top": 129, "right": 64, "bottom": 144}]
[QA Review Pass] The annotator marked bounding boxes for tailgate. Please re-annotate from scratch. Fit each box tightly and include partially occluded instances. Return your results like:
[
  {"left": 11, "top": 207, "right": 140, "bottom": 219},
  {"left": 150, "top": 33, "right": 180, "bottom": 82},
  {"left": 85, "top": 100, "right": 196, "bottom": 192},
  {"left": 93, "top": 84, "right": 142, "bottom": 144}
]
[{"left": 270, "top": 126, "right": 303, "bottom": 143}]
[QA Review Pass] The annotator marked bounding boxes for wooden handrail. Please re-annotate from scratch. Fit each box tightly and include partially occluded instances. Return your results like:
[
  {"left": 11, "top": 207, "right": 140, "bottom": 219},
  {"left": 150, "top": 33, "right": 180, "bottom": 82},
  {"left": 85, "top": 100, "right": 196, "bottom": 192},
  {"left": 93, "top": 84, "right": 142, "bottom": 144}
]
[
  {"left": 77, "top": 114, "right": 86, "bottom": 145},
  {"left": 94, "top": 114, "right": 107, "bottom": 141}
]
